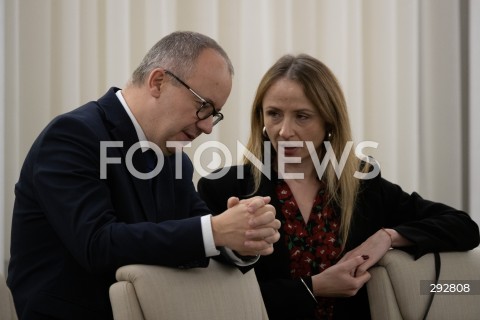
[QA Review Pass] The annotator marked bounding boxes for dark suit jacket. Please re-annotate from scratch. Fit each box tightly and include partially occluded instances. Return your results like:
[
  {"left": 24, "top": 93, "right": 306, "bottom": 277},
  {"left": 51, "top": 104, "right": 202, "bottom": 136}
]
[
  {"left": 8, "top": 88, "right": 212, "bottom": 320},
  {"left": 198, "top": 165, "right": 480, "bottom": 320}
]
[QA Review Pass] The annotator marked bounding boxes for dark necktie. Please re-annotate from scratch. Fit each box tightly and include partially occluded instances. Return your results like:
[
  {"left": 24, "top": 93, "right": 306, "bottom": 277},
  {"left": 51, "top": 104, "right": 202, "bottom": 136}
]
[
  {"left": 144, "top": 149, "right": 158, "bottom": 173},
  {"left": 143, "top": 149, "right": 175, "bottom": 219}
]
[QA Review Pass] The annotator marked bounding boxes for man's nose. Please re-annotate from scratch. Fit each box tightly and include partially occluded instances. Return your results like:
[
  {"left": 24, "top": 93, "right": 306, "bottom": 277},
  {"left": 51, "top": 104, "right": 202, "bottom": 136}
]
[{"left": 196, "top": 116, "right": 213, "bottom": 135}]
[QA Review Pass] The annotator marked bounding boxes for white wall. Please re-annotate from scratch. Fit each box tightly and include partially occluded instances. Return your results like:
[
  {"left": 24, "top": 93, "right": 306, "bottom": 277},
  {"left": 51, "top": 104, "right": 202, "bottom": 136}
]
[
  {"left": 1, "top": 0, "right": 6, "bottom": 274},
  {"left": 469, "top": 0, "right": 480, "bottom": 225},
  {"left": 1, "top": 0, "right": 479, "bottom": 273}
]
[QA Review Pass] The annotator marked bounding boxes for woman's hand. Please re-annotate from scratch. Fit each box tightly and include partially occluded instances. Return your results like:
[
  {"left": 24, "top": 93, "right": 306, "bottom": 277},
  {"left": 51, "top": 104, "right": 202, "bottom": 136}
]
[
  {"left": 311, "top": 255, "right": 371, "bottom": 297},
  {"left": 337, "top": 229, "right": 392, "bottom": 277},
  {"left": 338, "top": 228, "right": 414, "bottom": 277}
]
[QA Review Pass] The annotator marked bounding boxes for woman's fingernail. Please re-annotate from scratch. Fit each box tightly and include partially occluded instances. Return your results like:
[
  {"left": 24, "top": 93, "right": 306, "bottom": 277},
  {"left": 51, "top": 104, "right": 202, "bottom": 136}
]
[{"left": 362, "top": 255, "right": 369, "bottom": 260}]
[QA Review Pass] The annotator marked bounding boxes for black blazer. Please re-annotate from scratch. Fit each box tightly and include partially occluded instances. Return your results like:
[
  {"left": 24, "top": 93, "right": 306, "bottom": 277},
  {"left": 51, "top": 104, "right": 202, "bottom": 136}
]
[
  {"left": 8, "top": 88, "right": 212, "bottom": 319},
  {"left": 198, "top": 165, "right": 480, "bottom": 320}
]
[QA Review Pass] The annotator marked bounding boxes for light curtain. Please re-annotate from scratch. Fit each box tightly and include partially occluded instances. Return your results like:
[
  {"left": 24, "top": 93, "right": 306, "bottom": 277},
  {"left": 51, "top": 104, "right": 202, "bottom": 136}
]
[{"left": 1, "top": 0, "right": 478, "bottom": 272}]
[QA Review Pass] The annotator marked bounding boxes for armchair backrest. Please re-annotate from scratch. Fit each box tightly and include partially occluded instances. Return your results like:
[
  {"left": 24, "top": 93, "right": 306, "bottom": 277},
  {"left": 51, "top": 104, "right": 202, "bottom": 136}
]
[
  {"left": 367, "top": 248, "right": 480, "bottom": 320},
  {"left": 109, "top": 259, "right": 268, "bottom": 320}
]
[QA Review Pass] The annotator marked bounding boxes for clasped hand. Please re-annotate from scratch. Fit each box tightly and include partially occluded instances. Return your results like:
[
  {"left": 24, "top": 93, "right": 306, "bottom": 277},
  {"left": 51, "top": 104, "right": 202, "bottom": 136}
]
[
  {"left": 312, "top": 229, "right": 394, "bottom": 297},
  {"left": 211, "top": 196, "right": 280, "bottom": 256}
]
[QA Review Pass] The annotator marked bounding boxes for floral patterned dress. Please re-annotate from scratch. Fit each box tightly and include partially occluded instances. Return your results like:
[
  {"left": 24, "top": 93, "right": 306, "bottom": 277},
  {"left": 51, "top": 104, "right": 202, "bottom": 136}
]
[{"left": 275, "top": 179, "right": 342, "bottom": 320}]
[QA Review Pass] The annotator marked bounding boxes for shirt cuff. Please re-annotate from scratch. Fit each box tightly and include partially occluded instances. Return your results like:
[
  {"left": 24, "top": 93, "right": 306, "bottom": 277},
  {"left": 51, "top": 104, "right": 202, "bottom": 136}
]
[
  {"left": 201, "top": 214, "right": 221, "bottom": 257},
  {"left": 221, "top": 247, "right": 260, "bottom": 266}
]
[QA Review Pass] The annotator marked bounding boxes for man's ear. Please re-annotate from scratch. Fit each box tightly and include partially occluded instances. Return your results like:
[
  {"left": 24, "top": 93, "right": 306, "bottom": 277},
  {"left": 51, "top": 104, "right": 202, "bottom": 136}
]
[{"left": 147, "top": 68, "right": 164, "bottom": 98}]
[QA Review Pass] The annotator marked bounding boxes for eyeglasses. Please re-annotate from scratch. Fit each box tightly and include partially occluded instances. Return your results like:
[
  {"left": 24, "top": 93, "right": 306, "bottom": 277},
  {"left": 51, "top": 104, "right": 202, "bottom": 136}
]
[{"left": 164, "top": 70, "right": 224, "bottom": 126}]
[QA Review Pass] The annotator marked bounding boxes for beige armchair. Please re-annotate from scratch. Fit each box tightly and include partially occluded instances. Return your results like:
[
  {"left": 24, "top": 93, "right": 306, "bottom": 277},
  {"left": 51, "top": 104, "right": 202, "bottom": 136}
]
[
  {"left": 367, "top": 248, "right": 480, "bottom": 320},
  {"left": 109, "top": 259, "right": 268, "bottom": 320},
  {"left": 0, "top": 273, "right": 18, "bottom": 320}
]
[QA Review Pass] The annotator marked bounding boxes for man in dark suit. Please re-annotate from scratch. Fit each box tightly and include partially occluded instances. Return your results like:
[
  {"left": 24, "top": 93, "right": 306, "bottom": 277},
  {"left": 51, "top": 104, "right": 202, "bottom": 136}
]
[{"left": 7, "top": 31, "right": 280, "bottom": 320}]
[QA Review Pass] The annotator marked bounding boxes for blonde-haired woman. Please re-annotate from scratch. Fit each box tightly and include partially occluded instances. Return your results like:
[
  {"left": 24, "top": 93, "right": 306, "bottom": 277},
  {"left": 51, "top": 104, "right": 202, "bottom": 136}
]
[{"left": 198, "top": 54, "right": 479, "bottom": 320}]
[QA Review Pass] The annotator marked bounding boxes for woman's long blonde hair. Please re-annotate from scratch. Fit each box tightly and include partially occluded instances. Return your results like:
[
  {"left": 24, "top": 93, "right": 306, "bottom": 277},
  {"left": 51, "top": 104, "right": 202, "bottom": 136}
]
[{"left": 244, "top": 54, "right": 363, "bottom": 246}]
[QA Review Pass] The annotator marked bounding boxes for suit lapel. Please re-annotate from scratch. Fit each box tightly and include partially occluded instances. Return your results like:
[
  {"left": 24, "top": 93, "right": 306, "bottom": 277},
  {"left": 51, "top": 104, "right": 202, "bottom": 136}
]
[
  {"left": 154, "top": 155, "right": 176, "bottom": 221},
  {"left": 97, "top": 88, "right": 158, "bottom": 222}
]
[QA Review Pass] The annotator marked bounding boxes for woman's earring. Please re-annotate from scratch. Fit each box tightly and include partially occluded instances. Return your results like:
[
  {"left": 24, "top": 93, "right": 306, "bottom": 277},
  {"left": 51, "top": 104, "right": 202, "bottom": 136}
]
[
  {"left": 262, "top": 126, "right": 269, "bottom": 140},
  {"left": 326, "top": 132, "right": 332, "bottom": 140}
]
